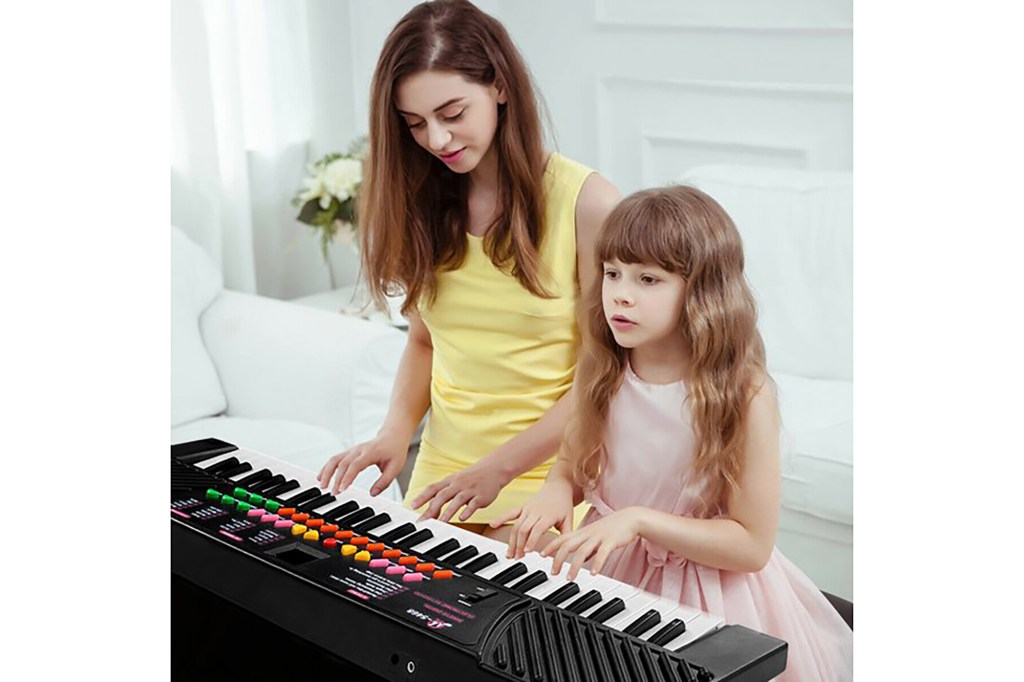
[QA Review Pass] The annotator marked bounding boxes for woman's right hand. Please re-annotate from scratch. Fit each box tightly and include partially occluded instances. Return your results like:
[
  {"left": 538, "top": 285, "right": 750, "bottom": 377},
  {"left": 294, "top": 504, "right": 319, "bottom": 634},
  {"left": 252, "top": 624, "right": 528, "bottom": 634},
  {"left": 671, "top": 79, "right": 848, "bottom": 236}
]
[
  {"left": 490, "top": 482, "right": 574, "bottom": 560},
  {"left": 317, "top": 431, "right": 409, "bottom": 497}
]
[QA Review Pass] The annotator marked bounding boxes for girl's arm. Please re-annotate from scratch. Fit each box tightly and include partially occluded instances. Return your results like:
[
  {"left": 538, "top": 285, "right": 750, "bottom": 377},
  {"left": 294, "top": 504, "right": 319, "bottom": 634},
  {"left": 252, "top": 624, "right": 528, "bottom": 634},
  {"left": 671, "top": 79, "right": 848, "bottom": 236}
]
[
  {"left": 634, "top": 380, "right": 781, "bottom": 573},
  {"left": 542, "top": 380, "right": 781, "bottom": 579},
  {"left": 412, "top": 172, "right": 620, "bottom": 521},
  {"left": 318, "top": 310, "right": 433, "bottom": 495}
]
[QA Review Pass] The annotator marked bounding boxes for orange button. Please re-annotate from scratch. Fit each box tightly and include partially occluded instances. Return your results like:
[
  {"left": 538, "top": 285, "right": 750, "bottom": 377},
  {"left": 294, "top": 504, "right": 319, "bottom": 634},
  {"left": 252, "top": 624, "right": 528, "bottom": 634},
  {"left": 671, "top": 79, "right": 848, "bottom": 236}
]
[
  {"left": 305, "top": 518, "right": 324, "bottom": 528},
  {"left": 291, "top": 512, "right": 310, "bottom": 523},
  {"left": 382, "top": 549, "right": 402, "bottom": 559},
  {"left": 278, "top": 507, "right": 296, "bottom": 518},
  {"left": 366, "top": 543, "right": 385, "bottom": 552},
  {"left": 398, "top": 556, "right": 419, "bottom": 566},
  {"left": 351, "top": 536, "right": 370, "bottom": 546},
  {"left": 415, "top": 563, "right": 436, "bottom": 572},
  {"left": 334, "top": 530, "right": 354, "bottom": 540},
  {"left": 432, "top": 570, "right": 453, "bottom": 580},
  {"left": 321, "top": 524, "right": 339, "bottom": 534}
]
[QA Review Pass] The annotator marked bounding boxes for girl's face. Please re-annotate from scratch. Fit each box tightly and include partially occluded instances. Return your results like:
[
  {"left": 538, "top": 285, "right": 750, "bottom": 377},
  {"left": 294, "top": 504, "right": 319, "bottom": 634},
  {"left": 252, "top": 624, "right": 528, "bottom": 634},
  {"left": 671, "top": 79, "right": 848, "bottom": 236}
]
[
  {"left": 602, "top": 259, "right": 687, "bottom": 352},
  {"left": 395, "top": 70, "right": 506, "bottom": 174}
]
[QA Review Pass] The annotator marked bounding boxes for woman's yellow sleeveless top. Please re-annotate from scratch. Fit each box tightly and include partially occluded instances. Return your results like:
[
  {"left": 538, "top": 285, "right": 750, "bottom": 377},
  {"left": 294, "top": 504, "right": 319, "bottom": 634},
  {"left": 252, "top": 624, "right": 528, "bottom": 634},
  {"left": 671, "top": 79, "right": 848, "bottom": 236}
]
[{"left": 405, "top": 153, "right": 595, "bottom": 524}]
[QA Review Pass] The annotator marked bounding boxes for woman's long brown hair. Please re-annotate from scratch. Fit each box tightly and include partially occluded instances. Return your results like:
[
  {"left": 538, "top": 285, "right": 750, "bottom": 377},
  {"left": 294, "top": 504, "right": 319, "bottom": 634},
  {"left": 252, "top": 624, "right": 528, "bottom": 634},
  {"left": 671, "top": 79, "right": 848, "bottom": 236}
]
[
  {"left": 360, "top": 0, "right": 550, "bottom": 315},
  {"left": 567, "top": 186, "right": 769, "bottom": 516}
]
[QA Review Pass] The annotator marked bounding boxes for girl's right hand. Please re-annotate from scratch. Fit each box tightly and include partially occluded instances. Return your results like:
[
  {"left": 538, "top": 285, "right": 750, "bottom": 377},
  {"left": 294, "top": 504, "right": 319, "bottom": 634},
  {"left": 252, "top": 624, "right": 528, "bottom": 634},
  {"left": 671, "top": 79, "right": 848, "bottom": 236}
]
[
  {"left": 490, "top": 483, "right": 574, "bottom": 559},
  {"left": 317, "top": 431, "right": 409, "bottom": 497}
]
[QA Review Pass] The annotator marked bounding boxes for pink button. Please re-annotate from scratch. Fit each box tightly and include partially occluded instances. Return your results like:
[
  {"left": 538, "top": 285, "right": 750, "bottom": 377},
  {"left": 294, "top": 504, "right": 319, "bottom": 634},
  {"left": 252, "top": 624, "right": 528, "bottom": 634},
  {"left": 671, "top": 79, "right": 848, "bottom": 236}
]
[
  {"left": 386, "top": 566, "right": 406, "bottom": 576},
  {"left": 260, "top": 514, "right": 279, "bottom": 523},
  {"left": 369, "top": 559, "right": 389, "bottom": 568},
  {"left": 402, "top": 573, "right": 424, "bottom": 583},
  {"left": 274, "top": 520, "right": 293, "bottom": 529},
  {"left": 247, "top": 509, "right": 265, "bottom": 518}
]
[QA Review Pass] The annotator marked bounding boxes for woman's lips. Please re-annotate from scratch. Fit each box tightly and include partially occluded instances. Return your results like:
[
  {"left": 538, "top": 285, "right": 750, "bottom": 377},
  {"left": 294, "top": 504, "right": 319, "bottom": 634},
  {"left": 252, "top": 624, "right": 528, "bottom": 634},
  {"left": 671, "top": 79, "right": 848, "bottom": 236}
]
[{"left": 439, "top": 148, "right": 465, "bottom": 164}]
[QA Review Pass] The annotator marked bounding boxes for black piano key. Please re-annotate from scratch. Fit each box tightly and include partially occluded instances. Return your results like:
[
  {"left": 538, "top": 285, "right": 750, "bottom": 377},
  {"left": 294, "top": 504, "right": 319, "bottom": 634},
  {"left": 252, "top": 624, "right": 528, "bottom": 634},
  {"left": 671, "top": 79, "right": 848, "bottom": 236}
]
[
  {"left": 509, "top": 570, "right": 548, "bottom": 594},
  {"left": 586, "top": 597, "right": 625, "bottom": 624},
  {"left": 279, "top": 487, "right": 322, "bottom": 506},
  {"left": 378, "top": 522, "right": 417, "bottom": 543},
  {"left": 249, "top": 474, "right": 284, "bottom": 493},
  {"left": 333, "top": 506, "right": 375, "bottom": 527},
  {"left": 622, "top": 609, "right": 661, "bottom": 638},
  {"left": 422, "top": 538, "right": 460, "bottom": 558},
  {"left": 461, "top": 552, "right": 498, "bottom": 573},
  {"left": 218, "top": 462, "right": 253, "bottom": 478},
  {"left": 648, "top": 618, "right": 687, "bottom": 648},
  {"left": 564, "top": 589, "right": 603, "bottom": 614},
  {"left": 205, "top": 456, "right": 241, "bottom": 475},
  {"left": 542, "top": 582, "right": 581, "bottom": 605},
  {"left": 322, "top": 500, "right": 360, "bottom": 522},
  {"left": 442, "top": 545, "right": 479, "bottom": 566},
  {"left": 303, "top": 493, "right": 337, "bottom": 511},
  {"left": 400, "top": 528, "right": 434, "bottom": 548},
  {"left": 490, "top": 562, "right": 529, "bottom": 586},
  {"left": 353, "top": 513, "right": 391, "bottom": 534},
  {"left": 234, "top": 468, "right": 272, "bottom": 488},
  {"left": 262, "top": 479, "right": 300, "bottom": 498}
]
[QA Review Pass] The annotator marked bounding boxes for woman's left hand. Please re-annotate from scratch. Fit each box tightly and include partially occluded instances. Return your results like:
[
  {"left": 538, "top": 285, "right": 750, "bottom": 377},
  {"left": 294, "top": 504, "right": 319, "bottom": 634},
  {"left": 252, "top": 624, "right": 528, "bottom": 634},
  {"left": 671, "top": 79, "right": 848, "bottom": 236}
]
[
  {"left": 541, "top": 507, "right": 643, "bottom": 581},
  {"left": 410, "top": 462, "right": 508, "bottom": 523}
]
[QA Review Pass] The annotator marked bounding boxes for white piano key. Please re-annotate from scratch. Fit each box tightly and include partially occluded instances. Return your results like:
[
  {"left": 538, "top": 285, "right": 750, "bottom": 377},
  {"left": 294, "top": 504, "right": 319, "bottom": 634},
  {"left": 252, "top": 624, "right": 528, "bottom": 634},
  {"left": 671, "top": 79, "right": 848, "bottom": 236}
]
[
  {"left": 654, "top": 605, "right": 724, "bottom": 651},
  {"left": 603, "top": 589, "right": 665, "bottom": 632}
]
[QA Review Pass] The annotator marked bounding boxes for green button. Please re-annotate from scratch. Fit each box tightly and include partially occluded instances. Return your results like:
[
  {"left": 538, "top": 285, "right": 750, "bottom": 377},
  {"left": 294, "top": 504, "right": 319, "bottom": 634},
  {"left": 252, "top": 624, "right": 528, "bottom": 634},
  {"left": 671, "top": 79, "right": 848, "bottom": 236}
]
[
  {"left": 205, "top": 489, "right": 222, "bottom": 501},
  {"left": 233, "top": 487, "right": 249, "bottom": 499},
  {"left": 220, "top": 496, "right": 236, "bottom": 508},
  {"left": 248, "top": 494, "right": 265, "bottom": 506},
  {"left": 237, "top": 501, "right": 253, "bottom": 513},
  {"left": 264, "top": 500, "right": 281, "bottom": 513}
]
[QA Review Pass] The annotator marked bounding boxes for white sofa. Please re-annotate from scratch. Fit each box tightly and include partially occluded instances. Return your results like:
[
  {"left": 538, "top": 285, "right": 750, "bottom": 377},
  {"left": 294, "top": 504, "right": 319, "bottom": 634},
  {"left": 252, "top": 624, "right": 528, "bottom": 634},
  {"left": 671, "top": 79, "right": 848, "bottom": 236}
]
[
  {"left": 679, "top": 165, "right": 853, "bottom": 600},
  {"left": 171, "top": 226, "right": 405, "bottom": 502}
]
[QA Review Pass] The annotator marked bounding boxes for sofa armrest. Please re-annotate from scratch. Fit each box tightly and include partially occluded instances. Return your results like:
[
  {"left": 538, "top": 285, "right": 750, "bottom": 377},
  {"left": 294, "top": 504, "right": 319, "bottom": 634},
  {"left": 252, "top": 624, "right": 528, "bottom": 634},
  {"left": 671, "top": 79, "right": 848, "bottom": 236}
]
[{"left": 199, "top": 290, "right": 407, "bottom": 449}]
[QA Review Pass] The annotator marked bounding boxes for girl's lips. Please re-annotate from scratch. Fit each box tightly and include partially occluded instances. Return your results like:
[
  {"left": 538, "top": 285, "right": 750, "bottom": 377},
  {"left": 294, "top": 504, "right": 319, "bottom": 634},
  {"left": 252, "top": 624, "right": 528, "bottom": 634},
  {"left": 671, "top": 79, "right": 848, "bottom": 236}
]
[
  {"left": 610, "top": 316, "right": 636, "bottom": 330},
  {"left": 439, "top": 148, "right": 465, "bottom": 164}
]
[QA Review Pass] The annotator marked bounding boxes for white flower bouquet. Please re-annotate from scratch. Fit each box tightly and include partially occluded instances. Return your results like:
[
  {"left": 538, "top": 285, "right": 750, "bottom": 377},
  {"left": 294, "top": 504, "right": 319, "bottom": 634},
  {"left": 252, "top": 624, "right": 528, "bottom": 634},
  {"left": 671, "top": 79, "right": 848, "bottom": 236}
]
[{"left": 293, "top": 136, "right": 368, "bottom": 261}]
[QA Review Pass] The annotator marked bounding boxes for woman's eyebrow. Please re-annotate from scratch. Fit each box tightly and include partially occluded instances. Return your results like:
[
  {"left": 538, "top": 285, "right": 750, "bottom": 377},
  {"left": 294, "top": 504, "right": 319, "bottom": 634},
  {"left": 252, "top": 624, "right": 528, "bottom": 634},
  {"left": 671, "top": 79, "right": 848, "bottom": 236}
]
[{"left": 396, "top": 98, "right": 465, "bottom": 116}]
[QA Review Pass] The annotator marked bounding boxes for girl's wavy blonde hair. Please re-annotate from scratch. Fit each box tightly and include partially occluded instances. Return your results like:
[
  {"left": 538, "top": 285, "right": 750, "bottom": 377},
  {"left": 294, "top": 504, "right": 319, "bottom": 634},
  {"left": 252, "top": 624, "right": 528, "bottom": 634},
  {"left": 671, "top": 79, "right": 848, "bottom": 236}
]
[{"left": 566, "top": 185, "right": 769, "bottom": 516}]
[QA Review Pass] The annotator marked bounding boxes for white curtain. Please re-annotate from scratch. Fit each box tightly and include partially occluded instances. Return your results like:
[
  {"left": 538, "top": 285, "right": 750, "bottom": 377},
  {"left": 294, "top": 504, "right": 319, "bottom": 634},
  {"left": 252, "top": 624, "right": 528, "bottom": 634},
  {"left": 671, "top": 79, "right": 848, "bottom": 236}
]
[{"left": 171, "top": 0, "right": 334, "bottom": 298}]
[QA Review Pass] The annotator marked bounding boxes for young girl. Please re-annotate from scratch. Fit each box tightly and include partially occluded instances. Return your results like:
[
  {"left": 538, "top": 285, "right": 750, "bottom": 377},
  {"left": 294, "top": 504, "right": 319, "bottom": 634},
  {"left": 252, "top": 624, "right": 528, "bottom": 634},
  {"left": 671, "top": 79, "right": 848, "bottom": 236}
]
[
  {"left": 317, "top": 0, "right": 619, "bottom": 540},
  {"left": 493, "top": 186, "right": 853, "bottom": 681}
]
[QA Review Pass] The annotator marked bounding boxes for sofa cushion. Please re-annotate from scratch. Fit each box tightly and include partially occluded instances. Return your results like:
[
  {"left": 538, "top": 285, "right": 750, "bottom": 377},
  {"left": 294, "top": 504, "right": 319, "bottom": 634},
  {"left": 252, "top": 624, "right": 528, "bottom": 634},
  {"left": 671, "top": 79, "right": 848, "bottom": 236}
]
[
  {"left": 678, "top": 165, "right": 853, "bottom": 381},
  {"left": 171, "top": 417, "right": 402, "bottom": 502},
  {"left": 171, "top": 226, "right": 227, "bottom": 427},
  {"left": 774, "top": 372, "right": 853, "bottom": 526}
]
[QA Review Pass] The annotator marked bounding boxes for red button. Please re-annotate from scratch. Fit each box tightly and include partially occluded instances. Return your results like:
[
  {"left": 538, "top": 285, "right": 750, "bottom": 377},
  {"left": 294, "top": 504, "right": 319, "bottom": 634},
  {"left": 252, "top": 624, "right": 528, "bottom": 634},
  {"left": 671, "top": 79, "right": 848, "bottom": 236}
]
[{"left": 323, "top": 538, "right": 338, "bottom": 549}]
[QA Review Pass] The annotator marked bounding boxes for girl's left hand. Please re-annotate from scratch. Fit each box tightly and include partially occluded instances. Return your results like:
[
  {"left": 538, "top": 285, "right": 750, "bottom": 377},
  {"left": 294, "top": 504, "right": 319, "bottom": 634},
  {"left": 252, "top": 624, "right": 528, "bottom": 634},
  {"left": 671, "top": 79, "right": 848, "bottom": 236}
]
[
  {"left": 411, "top": 462, "right": 507, "bottom": 523},
  {"left": 541, "top": 507, "right": 643, "bottom": 581}
]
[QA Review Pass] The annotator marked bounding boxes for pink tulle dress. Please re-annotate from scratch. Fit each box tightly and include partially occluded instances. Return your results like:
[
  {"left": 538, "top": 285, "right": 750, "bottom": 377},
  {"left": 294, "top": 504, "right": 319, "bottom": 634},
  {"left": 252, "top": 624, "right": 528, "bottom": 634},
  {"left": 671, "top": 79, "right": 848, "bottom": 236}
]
[{"left": 582, "top": 364, "right": 853, "bottom": 681}]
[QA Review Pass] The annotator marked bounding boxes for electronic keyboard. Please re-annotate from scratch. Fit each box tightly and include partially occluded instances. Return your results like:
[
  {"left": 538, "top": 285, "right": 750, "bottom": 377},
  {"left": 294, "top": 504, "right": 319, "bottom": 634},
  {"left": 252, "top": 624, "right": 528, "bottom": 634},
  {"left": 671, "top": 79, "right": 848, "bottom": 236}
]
[{"left": 171, "top": 438, "right": 787, "bottom": 681}]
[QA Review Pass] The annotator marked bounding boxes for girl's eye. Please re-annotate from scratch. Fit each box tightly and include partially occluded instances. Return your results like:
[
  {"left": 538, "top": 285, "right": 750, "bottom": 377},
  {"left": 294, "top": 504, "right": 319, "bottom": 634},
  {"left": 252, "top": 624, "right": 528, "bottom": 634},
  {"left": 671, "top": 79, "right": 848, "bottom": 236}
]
[
  {"left": 603, "top": 270, "right": 619, "bottom": 280},
  {"left": 407, "top": 120, "right": 425, "bottom": 130},
  {"left": 640, "top": 275, "right": 659, "bottom": 285},
  {"left": 441, "top": 110, "right": 464, "bottom": 123}
]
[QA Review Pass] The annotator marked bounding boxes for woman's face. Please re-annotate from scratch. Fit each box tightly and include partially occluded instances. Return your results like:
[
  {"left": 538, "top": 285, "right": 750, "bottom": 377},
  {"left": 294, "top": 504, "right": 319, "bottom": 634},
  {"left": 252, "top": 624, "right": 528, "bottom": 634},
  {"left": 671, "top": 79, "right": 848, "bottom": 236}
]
[{"left": 395, "top": 70, "right": 506, "bottom": 174}]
